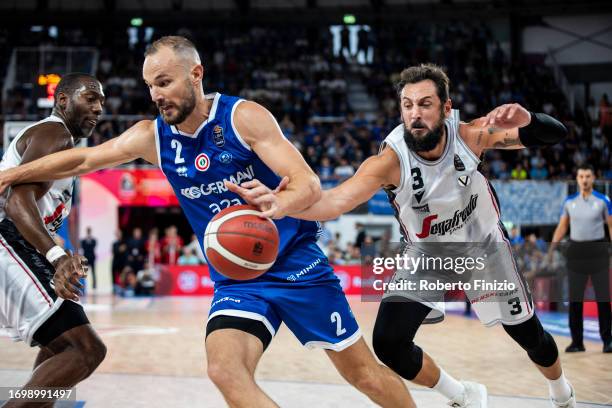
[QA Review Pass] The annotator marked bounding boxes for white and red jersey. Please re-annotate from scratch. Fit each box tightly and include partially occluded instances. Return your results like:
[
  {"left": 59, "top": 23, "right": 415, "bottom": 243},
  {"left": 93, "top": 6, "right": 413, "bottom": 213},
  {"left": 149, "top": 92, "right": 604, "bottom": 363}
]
[
  {"left": 383, "top": 110, "right": 502, "bottom": 243},
  {"left": 0, "top": 115, "right": 74, "bottom": 234}
]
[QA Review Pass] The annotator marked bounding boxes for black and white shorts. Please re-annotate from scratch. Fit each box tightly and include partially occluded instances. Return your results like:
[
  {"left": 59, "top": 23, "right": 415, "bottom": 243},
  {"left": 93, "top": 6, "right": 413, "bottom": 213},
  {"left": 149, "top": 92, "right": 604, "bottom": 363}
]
[
  {"left": 382, "top": 227, "right": 534, "bottom": 327},
  {"left": 0, "top": 219, "right": 86, "bottom": 346}
]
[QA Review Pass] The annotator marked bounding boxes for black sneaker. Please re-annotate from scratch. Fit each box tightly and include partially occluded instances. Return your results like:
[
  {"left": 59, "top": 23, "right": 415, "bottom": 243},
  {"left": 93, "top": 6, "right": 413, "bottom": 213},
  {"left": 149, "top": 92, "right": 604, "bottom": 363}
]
[
  {"left": 603, "top": 341, "right": 612, "bottom": 353},
  {"left": 565, "top": 343, "right": 585, "bottom": 353}
]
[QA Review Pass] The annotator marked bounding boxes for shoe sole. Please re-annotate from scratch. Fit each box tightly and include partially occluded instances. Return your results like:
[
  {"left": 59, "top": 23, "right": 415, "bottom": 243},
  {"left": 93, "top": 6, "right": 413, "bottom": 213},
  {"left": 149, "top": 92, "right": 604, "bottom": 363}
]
[{"left": 475, "top": 383, "right": 488, "bottom": 408}]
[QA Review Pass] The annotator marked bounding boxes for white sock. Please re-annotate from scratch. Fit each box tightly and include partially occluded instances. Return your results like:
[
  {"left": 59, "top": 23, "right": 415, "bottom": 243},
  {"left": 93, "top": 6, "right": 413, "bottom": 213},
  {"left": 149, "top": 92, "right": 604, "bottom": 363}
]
[
  {"left": 433, "top": 368, "right": 465, "bottom": 401},
  {"left": 548, "top": 372, "right": 572, "bottom": 402}
]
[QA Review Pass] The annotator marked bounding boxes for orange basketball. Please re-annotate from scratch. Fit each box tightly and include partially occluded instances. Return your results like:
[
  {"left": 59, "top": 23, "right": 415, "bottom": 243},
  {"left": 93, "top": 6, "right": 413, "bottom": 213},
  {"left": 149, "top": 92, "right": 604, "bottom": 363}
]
[{"left": 203, "top": 205, "right": 279, "bottom": 280}]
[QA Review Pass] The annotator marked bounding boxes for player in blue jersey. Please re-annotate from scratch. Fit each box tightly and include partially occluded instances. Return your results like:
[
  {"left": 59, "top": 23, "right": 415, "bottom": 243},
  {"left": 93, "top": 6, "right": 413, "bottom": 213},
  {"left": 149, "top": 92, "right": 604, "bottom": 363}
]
[{"left": 0, "top": 36, "right": 415, "bottom": 407}]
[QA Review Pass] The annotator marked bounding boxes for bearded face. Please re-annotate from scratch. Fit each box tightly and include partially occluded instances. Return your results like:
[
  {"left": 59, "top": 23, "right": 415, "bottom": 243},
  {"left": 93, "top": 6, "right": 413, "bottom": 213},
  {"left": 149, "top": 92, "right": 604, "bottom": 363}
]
[
  {"left": 403, "top": 105, "right": 446, "bottom": 152},
  {"left": 398, "top": 80, "right": 450, "bottom": 153},
  {"left": 156, "top": 79, "right": 197, "bottom": 125}
]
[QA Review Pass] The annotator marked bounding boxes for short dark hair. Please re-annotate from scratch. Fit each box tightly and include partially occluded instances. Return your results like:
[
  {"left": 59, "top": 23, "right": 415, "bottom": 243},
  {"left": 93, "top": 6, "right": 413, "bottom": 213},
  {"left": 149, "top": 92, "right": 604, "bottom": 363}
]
[
  {"left": 144, "top": 35, "right": 200, "bottom": 63},
  {"left": 53, "top": 72, "right": 98, "bottom": 106},
  {"left": 395, "top": 63, "right": 450, "bottom": 103},
  {"left": 577, "top": 163, "right": 594, "bottom": 173}
]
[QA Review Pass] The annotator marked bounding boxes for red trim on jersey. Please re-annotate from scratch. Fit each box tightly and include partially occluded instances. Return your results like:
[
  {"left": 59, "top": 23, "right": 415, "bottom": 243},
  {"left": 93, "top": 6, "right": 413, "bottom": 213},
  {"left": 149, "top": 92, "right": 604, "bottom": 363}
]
[
  {"left": 485, "top": 183, "right": 532, "bottom": 315},
  {"left": 391, "top": 199, "right": 412, "bottom": 244},
  {"left": 495, "top": 224, "right": 532, "bottom": 314},
  {"left": 43, "top": 203, "right": 65, "bottom": 225},
  {"left": 0, "top": 236, "right": 53, "bottom": 307},
  {"left": 485, "top": 181, "right": 501, "bottom": 218}
]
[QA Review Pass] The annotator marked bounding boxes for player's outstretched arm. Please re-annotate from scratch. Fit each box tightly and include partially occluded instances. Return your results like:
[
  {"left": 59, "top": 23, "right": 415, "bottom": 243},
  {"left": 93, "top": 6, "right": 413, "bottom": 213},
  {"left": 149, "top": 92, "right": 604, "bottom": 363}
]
[
  {"left": 232, "top": 101, "right": 321, "bottom": 218},
  {"left": 227, "top": 147, "right": 399, "bottom": 221},
  {"left": 293, "top": 146, "right": 400, "bottom": 221},
  {"left": 0, "top": 120, "right": 157, "bottom": 192},
  {"left": 459, "top": 103, "right": 567, "bottom": 156},
  {"left": 4, "top": 125, "right": 88, "bottom": 301}
]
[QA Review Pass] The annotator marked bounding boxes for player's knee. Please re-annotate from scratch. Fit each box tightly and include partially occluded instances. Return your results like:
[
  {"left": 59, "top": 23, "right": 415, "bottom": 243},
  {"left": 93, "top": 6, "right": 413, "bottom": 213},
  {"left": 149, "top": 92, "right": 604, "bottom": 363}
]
[
  {"left": 372, "top": 332, "right": 422, "bottom": 380},
  {"left": 372, "top": 316, "right": 404, "bottom": 363},
  {"left": 344, "top": 365, "right": 386, "bottom": 399},
  {"left": 207, "top": 361, "right": 232, "bottom": 390},
  {"left": 75, "top": 335, "right": 107, "bottom": 374},
  {"left": 527, "top": 330, "right": 558, "bottom": 367},
  {"left": 372, "top": 329, "right": 396, "bottom": 365},
  {"left": 503, "top": 315, "right": 558, "bottom": 367},
  {"left": 207, "top": 359, "right": 251, "bottom": 392}
]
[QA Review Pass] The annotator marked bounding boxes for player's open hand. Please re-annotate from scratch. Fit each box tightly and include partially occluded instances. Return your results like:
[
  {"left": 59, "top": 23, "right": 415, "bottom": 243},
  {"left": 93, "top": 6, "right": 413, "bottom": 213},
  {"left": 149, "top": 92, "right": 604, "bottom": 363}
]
[
  {"left": 485, "top": 103, "right": 531, "bottom": 129},
  {"left": 51, "top": 251, "right": 87, "bottom": 301},
  {"left": 225, "top": 177, "right": 289, "bottom": 219}
]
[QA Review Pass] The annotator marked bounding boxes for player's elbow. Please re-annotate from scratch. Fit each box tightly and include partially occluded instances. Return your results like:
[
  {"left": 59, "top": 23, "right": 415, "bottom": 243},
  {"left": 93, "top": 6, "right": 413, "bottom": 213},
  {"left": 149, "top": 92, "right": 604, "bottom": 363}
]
[
  {"left": 5, "top": 193, "right": 26, "bottom": 220},
  {"left": 303, "top": 173, "right": 322, "bottom": 205}
]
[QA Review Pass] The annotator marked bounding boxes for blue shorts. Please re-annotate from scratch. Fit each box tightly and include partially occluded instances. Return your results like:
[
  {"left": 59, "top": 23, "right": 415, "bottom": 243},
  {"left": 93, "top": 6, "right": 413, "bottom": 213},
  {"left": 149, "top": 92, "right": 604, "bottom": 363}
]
[{"left": 208, "top": 274, "right": 361, "bottom": 351}]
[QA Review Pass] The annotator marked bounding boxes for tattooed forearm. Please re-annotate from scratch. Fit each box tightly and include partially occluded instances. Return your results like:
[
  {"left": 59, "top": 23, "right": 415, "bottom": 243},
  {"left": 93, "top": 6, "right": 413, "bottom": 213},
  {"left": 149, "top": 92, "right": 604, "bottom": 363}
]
[
  {"left": 476, "top": 130, "right": 483, "bottom": 145},
  {"left": 492, "top": 137, "right": 520, "bottom": 148}
]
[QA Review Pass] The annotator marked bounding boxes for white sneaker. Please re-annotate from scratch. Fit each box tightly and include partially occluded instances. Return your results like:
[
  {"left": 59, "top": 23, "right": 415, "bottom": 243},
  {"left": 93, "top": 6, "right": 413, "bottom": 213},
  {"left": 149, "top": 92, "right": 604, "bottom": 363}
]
[
  {"left": 551, "top": 383, "right": 576, "bottom": 408},
  {"left": 447, "top": 381, "right": 488, "bottom": 408}
]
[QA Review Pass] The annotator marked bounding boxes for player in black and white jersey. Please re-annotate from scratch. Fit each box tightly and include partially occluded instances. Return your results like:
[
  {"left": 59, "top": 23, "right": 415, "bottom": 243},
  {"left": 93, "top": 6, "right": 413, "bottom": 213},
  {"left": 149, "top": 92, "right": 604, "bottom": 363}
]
[
  {"left": 0, "top": 73, "right": 106, "bottom": 407},
  {"left": 229, "top": 64, "right": 575, "bottom": 408}
]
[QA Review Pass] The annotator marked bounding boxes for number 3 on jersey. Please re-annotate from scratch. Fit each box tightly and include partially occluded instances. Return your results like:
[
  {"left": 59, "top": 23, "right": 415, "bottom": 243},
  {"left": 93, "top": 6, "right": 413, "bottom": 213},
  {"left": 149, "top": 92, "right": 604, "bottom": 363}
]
[{"left": 411, "top": 167, "right": 424, "bottom": 190}]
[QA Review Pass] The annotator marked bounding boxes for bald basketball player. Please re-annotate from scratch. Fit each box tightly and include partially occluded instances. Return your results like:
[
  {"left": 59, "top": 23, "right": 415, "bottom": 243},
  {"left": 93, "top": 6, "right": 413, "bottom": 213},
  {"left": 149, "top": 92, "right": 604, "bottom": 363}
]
[
  {"left": 228, "top": 64, "right": 576, "bottom": 408},
  {"left": 0, "top": 36, "right": 415, "bottom": 408}
]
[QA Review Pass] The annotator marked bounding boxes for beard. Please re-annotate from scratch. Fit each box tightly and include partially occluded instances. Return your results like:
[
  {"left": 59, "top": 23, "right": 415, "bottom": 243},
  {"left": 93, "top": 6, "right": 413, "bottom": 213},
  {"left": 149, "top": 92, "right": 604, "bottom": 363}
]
[
  {"left": 403, "top": 111, "right": 446, "bottom": 152},
  {"left": 158, "top": 82, "right": 197, "bottom": 125}
]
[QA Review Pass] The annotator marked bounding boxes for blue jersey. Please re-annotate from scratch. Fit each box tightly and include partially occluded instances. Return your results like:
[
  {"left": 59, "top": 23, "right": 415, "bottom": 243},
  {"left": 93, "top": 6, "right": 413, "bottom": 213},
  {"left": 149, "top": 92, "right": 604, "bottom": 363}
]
[{"left": 155, "top": 93, "right": 325, "bottom": 283}]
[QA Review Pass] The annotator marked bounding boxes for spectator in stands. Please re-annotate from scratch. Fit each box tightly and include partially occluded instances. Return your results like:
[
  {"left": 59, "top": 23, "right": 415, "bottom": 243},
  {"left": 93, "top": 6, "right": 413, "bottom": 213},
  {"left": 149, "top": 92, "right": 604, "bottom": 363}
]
[
  {"left": 530, "top": 162, "right": 549, "bottom": 180},
  {"left": 119, "top": 265, "right": 136, "bottom": 297},
  {"left": 111, "top": 230, "right": 128, "bottom": 289},
  {"left": 178, "top": 247, "right": 201, "bottom": 266},
  {"left": 355, "top": 223, "right": 366, "bottom": 249},
  {"left": 509, "top": 226, "right": 525, "bottom": 247},
  {"left": 127, "top": 227, "right": 146, "bottom": 272},
  {"left": 511, "top": 162, "right": 528, "bottom": 180},
  {"left": 136, "top": 261, "right": 156, "bottom": 296},
  {"left": 2, "top": 22, "right": 609, "bottom": 180},
  {"left": 161, "top": 225, "right": 184, "bottom": 265},
  {"left": 334, "top": 157, "right": 355, "bottom": 181},
  {"left": 599, "top": 93, "right": 612, "bottom": 143},
  {"left": 184, "top": 234, "right": 206, "bottom": 264},
  {"left": 146, "top": 228, "right": 162, "bottom": 266},
  {"left": 361, "top": 235, "right": 377, "bottom": 265},
  {"left": 80, "top": 226, "right": 97, "bottom": 290}
]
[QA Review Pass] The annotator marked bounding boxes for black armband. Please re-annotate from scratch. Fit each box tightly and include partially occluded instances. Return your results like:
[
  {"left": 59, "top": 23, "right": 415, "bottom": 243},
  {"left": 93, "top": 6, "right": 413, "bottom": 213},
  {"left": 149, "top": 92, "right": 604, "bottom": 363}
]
[{"left": 518, "top": 112, "right": 567, "bottom": 147}]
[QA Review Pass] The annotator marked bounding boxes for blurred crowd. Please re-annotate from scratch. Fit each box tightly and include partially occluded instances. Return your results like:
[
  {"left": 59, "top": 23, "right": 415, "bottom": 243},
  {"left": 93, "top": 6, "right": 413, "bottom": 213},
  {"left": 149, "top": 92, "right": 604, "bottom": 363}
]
[
  {"left": 0, "top": 22, "right": 610, "bottom": 181},
  {"left": 111, "top": 225, "right": 206, "bottom": 296}
]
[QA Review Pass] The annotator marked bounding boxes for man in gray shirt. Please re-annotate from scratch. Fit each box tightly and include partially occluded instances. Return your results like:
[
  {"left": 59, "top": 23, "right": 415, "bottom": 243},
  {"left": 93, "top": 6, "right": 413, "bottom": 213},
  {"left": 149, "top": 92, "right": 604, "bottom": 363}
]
[{"left": 550, "top": 164, "right": 612, "bottom": 353}]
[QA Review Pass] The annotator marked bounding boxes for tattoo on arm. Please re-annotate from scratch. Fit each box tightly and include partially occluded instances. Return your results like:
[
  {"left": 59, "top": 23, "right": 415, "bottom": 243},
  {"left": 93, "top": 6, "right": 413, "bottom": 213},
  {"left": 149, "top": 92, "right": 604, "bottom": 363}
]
[
  {"left": 492, "top": 137, "right": 520, "bottom": 148},
  {"left": 476, "top": 130, "right": 483, "bottom": 145}
]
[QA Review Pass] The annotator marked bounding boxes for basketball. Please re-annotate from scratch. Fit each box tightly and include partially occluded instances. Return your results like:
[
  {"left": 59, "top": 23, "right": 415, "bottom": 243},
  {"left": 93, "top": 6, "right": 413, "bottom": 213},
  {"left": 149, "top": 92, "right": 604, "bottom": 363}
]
[{"left": 203, "top": 205, "right": 279, "bottom": 280}]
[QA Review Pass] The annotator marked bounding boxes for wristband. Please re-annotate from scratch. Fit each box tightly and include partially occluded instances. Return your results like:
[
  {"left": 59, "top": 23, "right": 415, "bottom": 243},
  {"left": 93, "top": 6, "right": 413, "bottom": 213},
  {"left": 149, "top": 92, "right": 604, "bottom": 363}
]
[
  {"left": 46, "top": 245, "right": 67, "bottom": 264},
  {"left": 518, "top": 111, "right": 567, "bottom": 147}
]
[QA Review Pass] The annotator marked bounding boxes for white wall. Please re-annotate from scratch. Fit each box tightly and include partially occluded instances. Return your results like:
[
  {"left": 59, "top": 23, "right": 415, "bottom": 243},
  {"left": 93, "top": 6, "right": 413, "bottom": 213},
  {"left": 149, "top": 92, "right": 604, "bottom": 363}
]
[
  {"left": 523, "top": 15, "right": 612, "bottom": 64},
  {"left": 323, "top": 214, "right": 401, "bottom": 249},
  {"left": 572, "top": 82, "right": 612, "bottom": 108},
  {"left": 79, "top": 177, "right": 119, "bottom": 295}
]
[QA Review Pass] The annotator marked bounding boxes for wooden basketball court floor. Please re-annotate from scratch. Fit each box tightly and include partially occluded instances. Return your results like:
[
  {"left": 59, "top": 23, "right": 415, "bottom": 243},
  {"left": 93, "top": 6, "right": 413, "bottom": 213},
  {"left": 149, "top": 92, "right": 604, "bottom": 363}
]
[{"left": 1, "top": 296, "right": 610, "bottom": 407}]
